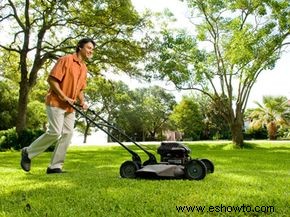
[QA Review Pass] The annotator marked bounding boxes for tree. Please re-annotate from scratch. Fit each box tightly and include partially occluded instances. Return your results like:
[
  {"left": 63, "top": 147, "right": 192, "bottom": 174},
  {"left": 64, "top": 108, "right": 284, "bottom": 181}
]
[
  {"left": 247, "top": 95, "right": 290, "bottom": 140},
  {"left": 0, "top": 0, "right": 149, "bottom": 135},
  {"left": 0, "top": 47, "right": 50, "bottom": 131},
  {"left": 0, "top": 49, "right": 19, "bottom": 130},
  {"left": 194, "top": 93, "right": 230, "bottom": 139},
  {"left": 76, "top": 81, "right": 176, "bottom": 142},
  {"left": 145, "top": 0, "right": 290, "bottom": 147},
  {"left": 137, "top": 86, "right": 176, "bottom": 140},
  {"left": 170, "top": 96, "right": 203, "bottom": 140},
  {"left": 0, "top": 82, "right": 18, "bottom": 130},
  {"left": 27, "top": 74, "right": 48, "bottom": 130},
  {"left": 79, "top": 78, "right": 132, "bottom": 143},
  {"left": 114, "top": 86, "right": 176, "bottom": 141}
]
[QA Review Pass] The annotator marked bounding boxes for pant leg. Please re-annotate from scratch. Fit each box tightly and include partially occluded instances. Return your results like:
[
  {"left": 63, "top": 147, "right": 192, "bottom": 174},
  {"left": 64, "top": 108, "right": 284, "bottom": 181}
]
[
  {"left": 27, "top": 106, "right": 64, "bottom": 159},
  {"left": 48, "top": 110, "right": 75, "bottom": 169}
]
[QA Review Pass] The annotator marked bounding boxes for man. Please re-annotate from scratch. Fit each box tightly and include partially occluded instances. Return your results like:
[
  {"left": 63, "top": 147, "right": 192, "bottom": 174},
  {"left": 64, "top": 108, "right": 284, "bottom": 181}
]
[{"left": 20, "top": 38, "right": 95, "bottom": 174}]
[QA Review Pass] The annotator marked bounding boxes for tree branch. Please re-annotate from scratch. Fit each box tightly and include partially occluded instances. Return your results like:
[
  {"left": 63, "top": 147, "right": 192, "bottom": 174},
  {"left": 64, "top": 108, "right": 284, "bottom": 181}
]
[{"left": 7, "top": 0, "right": 25, "bottom": 30}]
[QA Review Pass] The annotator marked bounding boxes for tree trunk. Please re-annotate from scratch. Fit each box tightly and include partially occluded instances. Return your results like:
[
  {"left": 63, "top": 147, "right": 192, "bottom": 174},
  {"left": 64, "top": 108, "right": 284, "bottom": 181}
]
[
  {"left": 142, "top": 130, "right": 145, "bottom": 141},
  {"left": 16, "top": 80, "right": 30, "bottom": 135},
  {"left": 231, "top": 111, "right": 244, "bottom": 148},
  {"left": 83, "top": 121, "right": 90, "bottom": 143},
  {"left": 149, "top": 131, "right": 155, "bottom": 141},
  {"left": 267, "top": 121, "right": 277, "bottom": 140}
]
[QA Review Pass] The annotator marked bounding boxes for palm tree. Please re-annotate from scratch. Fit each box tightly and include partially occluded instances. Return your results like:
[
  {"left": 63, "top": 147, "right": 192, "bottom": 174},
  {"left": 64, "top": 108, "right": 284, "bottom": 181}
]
[{"left": 248, "top": 96, "right": 290, "bottom": 140}]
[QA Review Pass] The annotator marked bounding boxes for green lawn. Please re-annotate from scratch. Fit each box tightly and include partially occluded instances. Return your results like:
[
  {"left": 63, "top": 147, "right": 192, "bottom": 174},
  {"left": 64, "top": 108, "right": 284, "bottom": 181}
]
[{"left": 0, "top": 141, "right": 289, "bottom": 217}]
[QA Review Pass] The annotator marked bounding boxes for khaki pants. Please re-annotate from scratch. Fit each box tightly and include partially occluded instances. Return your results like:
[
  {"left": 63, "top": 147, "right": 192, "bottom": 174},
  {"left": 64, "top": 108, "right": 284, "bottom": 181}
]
[{"left": 27, "top": 106, "right": 75, "bottom": 169}]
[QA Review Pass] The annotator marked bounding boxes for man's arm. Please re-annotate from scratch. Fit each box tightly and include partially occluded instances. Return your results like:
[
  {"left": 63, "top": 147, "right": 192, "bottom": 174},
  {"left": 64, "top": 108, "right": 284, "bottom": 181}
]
[
  {"left": 78, "top": 90, "right": 85, "bottom": 105},
  {"left": 47, "top": 76, "right": 74, "bottom": 105},
  {"left": 77, "top": 90, "right": 88, "bottom": 109}
]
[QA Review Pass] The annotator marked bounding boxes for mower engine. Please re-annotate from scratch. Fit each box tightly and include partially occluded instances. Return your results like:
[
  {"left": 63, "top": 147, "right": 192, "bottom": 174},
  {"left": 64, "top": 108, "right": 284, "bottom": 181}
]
[{"left": 157, "top": 142, "right": 191, "bottom": 165}]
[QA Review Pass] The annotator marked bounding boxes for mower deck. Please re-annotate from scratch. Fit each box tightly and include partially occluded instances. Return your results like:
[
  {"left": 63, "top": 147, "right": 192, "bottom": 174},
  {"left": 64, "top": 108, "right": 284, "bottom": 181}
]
[{"left": 135, "top": 164, "right": 184, "bottom": 179}]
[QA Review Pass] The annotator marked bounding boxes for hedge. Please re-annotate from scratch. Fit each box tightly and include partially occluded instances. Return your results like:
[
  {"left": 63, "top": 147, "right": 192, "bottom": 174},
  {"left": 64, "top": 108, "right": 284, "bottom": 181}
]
[{"left": 0, "top": 128, "right": 44, "bottom": 151}]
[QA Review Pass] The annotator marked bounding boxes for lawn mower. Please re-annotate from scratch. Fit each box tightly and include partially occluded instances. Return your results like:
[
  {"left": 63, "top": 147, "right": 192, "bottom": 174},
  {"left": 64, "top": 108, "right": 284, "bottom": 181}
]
[{"left": 71, "top": 104, "right": 214, "bottom": 180}]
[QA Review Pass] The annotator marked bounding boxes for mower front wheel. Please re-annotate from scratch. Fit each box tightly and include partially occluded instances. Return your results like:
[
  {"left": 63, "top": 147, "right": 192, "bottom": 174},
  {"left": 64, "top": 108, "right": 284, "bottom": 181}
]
[
  {"left": 184, "top": 159, "right": 207, "bottom": 180},
  {"left": 120, "top": 161, "right": 140, "bottom": 178}
]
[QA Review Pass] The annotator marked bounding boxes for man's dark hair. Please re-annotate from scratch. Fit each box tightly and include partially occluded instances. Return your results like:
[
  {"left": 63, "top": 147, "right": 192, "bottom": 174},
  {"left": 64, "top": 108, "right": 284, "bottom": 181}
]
[{"left": 76, "top": 38, "right": 96, "bottom": 53}]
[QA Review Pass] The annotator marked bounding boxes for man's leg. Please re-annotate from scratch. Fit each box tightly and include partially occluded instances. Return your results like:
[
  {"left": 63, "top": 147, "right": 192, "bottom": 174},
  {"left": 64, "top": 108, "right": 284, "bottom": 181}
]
[
  {"left": 21, "top": 106, "right": 64, "bottom": 172},
  {"left": 48, "top": 111, "right": 75, "bottom": 170},
  {"left": 27, "top": 106, "right": 65, "bottom": 159}
]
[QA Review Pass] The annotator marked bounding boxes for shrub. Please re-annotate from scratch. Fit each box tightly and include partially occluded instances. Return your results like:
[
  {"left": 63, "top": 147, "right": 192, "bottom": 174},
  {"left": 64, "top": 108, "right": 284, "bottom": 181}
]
[
  {"left": 0, "top": 128, "right": 18, "bottom": 150},
  {"left": 244, "top": 127, "right": 267, "bottom": 140},
  {"left": 18, "top": 129, "right": 44, "bottom": 149},
  {"left": 0, "top": 128, "right": 44, "bottom": 151},
  {"left": 277, "top": 127, "right": 290, "bottom": 140}
]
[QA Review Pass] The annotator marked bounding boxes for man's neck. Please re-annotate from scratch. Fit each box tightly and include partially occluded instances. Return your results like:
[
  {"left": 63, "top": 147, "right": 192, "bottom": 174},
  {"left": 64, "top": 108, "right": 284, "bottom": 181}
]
[{"left": 76, "top": 52, "right": 85, "bottom": 63}]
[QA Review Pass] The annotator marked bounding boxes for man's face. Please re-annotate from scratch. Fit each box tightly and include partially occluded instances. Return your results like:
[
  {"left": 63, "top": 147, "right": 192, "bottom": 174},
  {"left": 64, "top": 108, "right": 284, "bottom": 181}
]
[{"left": 79, "top": 42, "right": 94, "bottom": 60}]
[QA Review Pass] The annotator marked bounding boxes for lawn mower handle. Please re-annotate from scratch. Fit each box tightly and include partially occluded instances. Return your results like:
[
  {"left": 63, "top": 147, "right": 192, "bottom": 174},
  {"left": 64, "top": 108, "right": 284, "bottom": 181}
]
[{"left": 70, "top": 103, "right": 157, "bottom": 165}]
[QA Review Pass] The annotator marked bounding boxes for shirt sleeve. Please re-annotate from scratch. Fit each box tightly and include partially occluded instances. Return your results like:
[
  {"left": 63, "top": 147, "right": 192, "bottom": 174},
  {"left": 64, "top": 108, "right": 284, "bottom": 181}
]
[{"left": 49, "top": 56, "right": 68, "bottom": 82}]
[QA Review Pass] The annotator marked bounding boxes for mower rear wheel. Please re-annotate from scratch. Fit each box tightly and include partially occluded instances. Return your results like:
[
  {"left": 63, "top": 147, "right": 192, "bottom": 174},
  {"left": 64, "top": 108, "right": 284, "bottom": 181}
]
[
  {"left": 184, "top": 159, "right": 207, "bottom": 180},
  {"left": 200, "top": 158, "right": 214, "bottom": 173},
  {"left": 120, "top": 161, "right": 139, "bottom": 178}
]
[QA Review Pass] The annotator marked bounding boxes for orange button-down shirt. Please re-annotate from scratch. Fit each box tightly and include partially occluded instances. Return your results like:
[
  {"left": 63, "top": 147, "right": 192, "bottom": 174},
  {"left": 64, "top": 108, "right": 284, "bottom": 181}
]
[{"left": 45, "top": 53, "right": 87, "bottom": 113}]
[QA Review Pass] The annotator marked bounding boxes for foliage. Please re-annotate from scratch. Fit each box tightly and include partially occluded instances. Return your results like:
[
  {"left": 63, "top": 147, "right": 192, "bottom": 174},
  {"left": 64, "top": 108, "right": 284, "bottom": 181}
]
[
  {"left": 244, "top": 126, "right": 268, "bottom": 140},
  {"left": 26, "top": 101, "right": 47, "bottom": 130},
  {"left": 26, "top": 70, "right": 48, "bottom": 130},
  {"left": 0, "top": 50, "right": 19, "bottom": 130},
  {"left": 75, "top": 79, "right": 176, "bottom": 142},
  {"left": 170, "top": 96, "right": 203, "bottom": 140},
  {"left": 131, "top": 86, "right": 176, "bottom": 140},
  {"left": 0, "top": 48, "right": 48, "bottom": 131},
  {"left": 0, "top": 82, "right": 18, "bottom": 130},
  {"left": 144, "top": 0, "right": 290, "bottom": 147},
  {"left": 116, "top": 86, "right": 176, "bottom": 141},
  {"left": 0, "top": 0, "right": 151, "bottom": 134},
  {"left": 0, "top": 128, "right": 44, "bottom": 151},
  {"left": 0, "top": 128, "right": 18, "bottom": 151},
  {"left": 0, "top": 142, "right": 289, "bottom": 216},
  {"left": 194, "top": 93, "right": 231, "bottom": 140},
  {"left": 75, "top": 77, "right": 132, "bottom": 143},
  {"left": 17, "top": 128, "right": 45, "bottom": 150},
  {"left": 246, "top": 95, "right": 290, "bottom": 140}
]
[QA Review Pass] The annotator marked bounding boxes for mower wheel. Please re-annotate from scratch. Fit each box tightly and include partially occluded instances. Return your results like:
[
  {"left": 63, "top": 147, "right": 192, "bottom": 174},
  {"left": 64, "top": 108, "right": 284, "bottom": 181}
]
[
  {"left": 120, "top": 161, "right": 140, "bottom": 178},
  {"left": 200, "top": 159, "right": 214, "bottom": 173},
  {"left": 184, "top": 159, "right": 207, "bottom": 180}
]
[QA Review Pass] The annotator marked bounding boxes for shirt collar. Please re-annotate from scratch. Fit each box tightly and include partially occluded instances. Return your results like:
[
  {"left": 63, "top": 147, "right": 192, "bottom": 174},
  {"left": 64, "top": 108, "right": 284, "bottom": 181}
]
[{"left": 72, "top": 53, "right": 84, "bottom": 65}]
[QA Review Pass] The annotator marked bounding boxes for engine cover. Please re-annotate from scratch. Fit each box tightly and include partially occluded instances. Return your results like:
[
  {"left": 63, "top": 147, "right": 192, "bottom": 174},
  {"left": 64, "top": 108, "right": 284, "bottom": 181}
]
[{"left": 157, "top": 142, "right": 191, "bottom": 165}]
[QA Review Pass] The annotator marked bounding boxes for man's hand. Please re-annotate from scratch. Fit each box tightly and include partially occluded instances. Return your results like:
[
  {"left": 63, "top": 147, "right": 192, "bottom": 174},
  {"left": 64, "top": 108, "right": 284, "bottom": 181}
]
[
  {"left": 80, "top": 102, "right": 88, "bottom": 111},
  {"left": 64, "top": 97, "right": 75, "bottom": 106}
]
